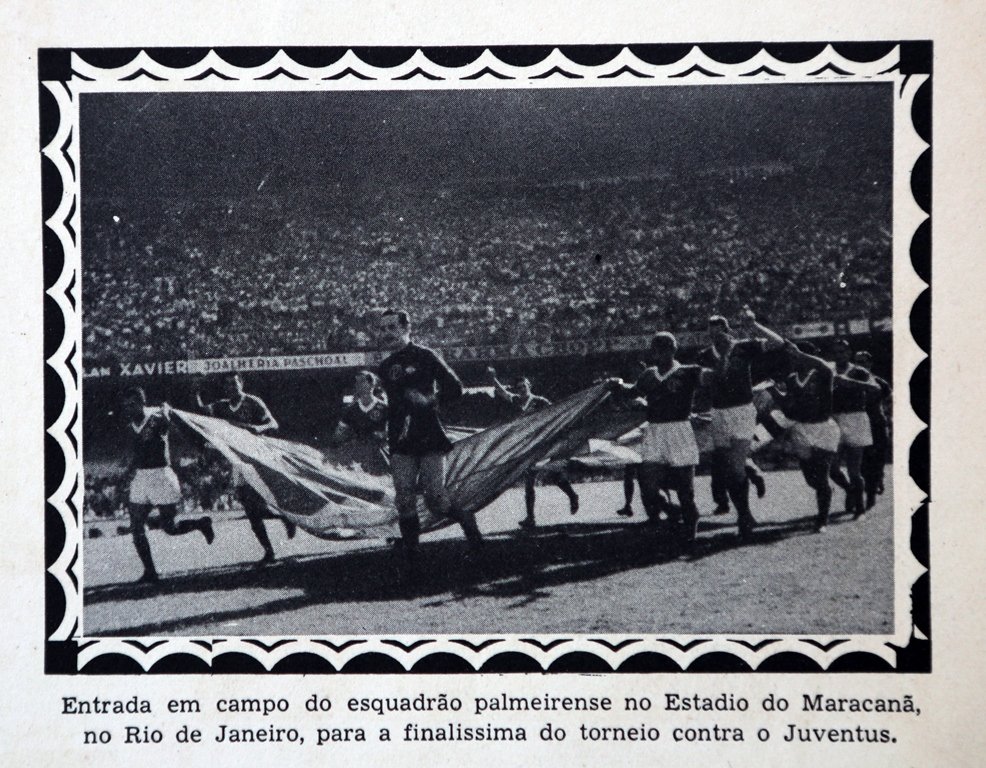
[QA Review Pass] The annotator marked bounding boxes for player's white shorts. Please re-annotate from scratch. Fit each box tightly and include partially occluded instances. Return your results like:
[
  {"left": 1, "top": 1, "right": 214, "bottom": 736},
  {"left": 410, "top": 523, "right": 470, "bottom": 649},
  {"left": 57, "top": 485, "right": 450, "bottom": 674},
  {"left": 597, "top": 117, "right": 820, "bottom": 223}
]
[
  {"left": 834, "top": 411, "right": 873, "bottom": 448},
  {"left": 788, "top": 419, "right": 841, "bottom": 459},
  {"left": 691, "top": 415, "right": 715, "bottom": 455},
  {"left": 640, "top": 421, "right": 699, "bottom": 467},
  {"left": 129, "top": 467, "right": 182, "bottom": 506},
  {"left": 711, "top": 403, "right": 758, "bottom": 449}
]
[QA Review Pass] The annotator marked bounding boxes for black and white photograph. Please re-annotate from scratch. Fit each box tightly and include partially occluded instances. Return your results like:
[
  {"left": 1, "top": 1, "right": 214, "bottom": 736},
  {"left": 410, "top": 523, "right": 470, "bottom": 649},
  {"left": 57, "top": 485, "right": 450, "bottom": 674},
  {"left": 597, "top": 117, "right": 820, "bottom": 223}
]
[
  {"left": 10, "top": 0, "right": 986, "bottom": 762},
  {"left": 38, "top": 45, "right": 927, "bottom": 670}
]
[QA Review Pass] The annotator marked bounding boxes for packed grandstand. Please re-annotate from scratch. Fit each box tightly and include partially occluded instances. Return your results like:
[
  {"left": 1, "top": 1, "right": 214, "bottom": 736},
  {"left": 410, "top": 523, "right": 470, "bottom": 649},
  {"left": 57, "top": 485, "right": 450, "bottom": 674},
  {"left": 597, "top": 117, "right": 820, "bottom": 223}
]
[{"left": 81, "top": 168, "right": 890, "bottom": 365}]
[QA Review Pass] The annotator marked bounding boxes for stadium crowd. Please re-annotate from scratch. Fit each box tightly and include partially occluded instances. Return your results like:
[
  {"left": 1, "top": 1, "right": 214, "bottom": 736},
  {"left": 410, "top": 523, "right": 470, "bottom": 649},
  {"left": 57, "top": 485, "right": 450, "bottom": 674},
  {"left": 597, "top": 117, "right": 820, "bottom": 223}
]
[{"left": 82, "top": 171, "right": 890, "bottom": 363}]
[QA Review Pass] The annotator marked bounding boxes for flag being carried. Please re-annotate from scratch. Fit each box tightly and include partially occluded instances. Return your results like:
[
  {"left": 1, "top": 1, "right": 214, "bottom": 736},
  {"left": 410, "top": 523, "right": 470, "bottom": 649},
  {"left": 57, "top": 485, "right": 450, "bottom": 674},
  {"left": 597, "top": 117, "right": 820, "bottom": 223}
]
[{"left": 171, "top": 383, "right": 630, "bottom": 541}]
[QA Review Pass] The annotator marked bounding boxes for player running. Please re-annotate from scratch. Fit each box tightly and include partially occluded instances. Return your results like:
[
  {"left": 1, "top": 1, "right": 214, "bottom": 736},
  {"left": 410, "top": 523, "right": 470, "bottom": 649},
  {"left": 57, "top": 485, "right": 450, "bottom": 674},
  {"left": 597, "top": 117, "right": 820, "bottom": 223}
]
[
  {"left": 330, "top": 370, "right": 390, "bottom": 476},
  {"left": 609, "top": 332, "right": 704, "bottom": 550},
  {"left": 488, "top": 367, "right": 579, "bottom": 529},
  {"left": 828, "top": 340, "right": 881, "bottom": 518},
  {"left": 119, "top": 387, "right": 214, "bottom": 583},
  {"left": 378, "top": 309, "right": 483, "bottom": 569},
  {"left": 769, "top": 341, "right": 841, "bottom": 532},
  {"left": 853, "top": 350, "right": 893, "bottom": 510},
  {"left": 697, "top": 308, "right": 785, "bottom": 540},
  {"left": 195, "top": 371, "right": 296, "bottom": 566}
]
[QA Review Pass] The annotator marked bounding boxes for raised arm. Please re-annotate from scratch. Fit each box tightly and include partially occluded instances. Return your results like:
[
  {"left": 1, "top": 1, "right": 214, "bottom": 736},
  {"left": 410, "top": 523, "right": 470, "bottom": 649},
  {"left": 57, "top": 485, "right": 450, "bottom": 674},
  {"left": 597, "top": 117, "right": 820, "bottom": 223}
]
[
  {"left": 740, "top": 306, "right": 785, "bottom": 350},
  {"left": 487, "top": 366, "right": 516, "bottom": 404},
  {"left": 192, "top": 379, "right": 214, "bottom": 415},
  {"left": 836, "top": 371, "right": 881, "bottom": 395},
  {"left": 783, "top": 339, "right": 831, "bottom": 373}
]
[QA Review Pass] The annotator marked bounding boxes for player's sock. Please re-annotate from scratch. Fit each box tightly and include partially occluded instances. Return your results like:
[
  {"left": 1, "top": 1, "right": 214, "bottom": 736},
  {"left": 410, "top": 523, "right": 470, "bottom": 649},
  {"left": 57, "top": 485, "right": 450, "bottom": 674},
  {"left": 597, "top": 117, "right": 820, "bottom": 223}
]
[
  {"left": 829, "top": 467, "right": 850, "bottom": 490},
  {"left": 200, "top": 516, "right": 215, "bottom": 545},
  {"left": 747, "top": 466, "right": 767, "bottom": 498},
  {"left": 398, "top": 515, "right": 420, "bottom": 556},
  {"left": 846, "top": 480, "right": 867, "bottom": 518},
  {"left": 728, "top": 480, "right": 755, "bottom": 538},
  {"left": 815, "top": 482, "right": 832, "bottom": 532},
  {"left": 284, "top": 519, "right": 297, "bottom": 539}
]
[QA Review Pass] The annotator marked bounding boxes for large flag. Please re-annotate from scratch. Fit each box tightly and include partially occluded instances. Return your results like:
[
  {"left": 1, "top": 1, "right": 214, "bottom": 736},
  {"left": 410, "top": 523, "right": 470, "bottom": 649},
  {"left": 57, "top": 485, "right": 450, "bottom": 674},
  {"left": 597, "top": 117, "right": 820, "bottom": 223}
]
[
  {"left": 172, "top": 408, "right": 399, "bottom": 540},
  {"left": 171, "top": 383, "right": 633, "bottom": 540}
]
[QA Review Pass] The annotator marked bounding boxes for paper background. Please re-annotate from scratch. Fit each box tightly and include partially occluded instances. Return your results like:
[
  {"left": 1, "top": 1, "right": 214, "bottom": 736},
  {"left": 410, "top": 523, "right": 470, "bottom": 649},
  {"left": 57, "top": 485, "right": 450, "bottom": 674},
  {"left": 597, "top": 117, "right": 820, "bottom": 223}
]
[{"left": 2, "top": 2, "right": 984, "bottom": 765}]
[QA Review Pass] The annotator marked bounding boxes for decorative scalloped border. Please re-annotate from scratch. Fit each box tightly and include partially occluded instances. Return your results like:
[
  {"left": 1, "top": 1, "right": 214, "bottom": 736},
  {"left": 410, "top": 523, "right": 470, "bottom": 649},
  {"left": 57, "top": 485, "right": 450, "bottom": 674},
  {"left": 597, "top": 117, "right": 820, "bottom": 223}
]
[{"left": 40, "top": 43, "right": 931, "bottom": 674}]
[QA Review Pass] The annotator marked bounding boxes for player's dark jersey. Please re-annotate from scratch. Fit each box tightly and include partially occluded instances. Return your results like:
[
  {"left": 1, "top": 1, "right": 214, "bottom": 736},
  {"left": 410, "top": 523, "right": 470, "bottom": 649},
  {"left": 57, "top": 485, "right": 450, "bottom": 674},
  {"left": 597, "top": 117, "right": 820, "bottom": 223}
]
[
  {"left": 339, "top": 397, "right": 388, "bottom": 440},
  {"left": 698, "top": 339, "right": 768, "bottom": 409},
  {"left": 832, "top": 364, "right": 871, "bottom": 414},
  {"left": 864, "top": 373, "right": 892, "bottom": 430},
  {"left": 129, "top": 411, "right": 170, "bottom": 469},
  {"left": 634, "top": 363, "right": 703, "bottom": 423},
  {"left": 207, "top": 394, "right": 274, "bottom": 429},
  {"left": 380, "top": 342, "right": 463, "bottom": 455},
  {"left": 781, "top": 367, "right": 834, "bottom": 423}
]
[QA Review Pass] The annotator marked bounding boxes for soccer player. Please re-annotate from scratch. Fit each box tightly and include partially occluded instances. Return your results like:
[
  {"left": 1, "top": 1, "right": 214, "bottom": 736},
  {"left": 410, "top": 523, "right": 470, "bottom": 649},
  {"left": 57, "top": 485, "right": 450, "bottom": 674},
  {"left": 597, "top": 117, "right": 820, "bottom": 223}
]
[
  {"left": 330, "top": 370, "right": 390, "bottom": 476},
  {"left": 693, "top": 382, "right": 767, "bottom": 516},
  {"left": 828, "top": 340, "right": 881, "bottom": 518},
  {"left": 697, "top": 308, "right": 784, "bottom": 540},
  {"left": 488, "top": 367, "right": 579, "bottom": 529},
  {"left": 378, "top": 309, "right": 483, "bottom": 566},
  {"left": 120, "top": 387, "right": 214, "bottom": 583},
  {"left": 195, "top": 371, "right": 296, "bottom": 566},
  {"left": 769, "top": 341, "right": 841, "bottom": 532},
  {"left": 610, "top": 332, "right": 704, "bottom": 549},
  {"left": 853, "top": 350, "right": 893, "bottom": 510}
]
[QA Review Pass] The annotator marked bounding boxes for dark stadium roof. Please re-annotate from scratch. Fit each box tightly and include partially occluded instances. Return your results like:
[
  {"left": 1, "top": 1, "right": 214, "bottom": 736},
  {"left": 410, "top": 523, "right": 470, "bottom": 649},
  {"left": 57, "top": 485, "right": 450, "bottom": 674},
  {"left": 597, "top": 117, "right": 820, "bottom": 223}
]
[{"left": 80, "top": 83, "right": 891, "bottom": 203}]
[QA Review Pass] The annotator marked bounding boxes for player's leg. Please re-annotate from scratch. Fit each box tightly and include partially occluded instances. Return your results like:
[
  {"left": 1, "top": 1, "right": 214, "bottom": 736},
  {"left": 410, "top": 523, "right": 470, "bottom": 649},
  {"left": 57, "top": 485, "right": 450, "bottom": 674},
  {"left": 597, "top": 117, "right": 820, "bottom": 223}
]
[
  {"left": 803, "top": 450, "right": 834, "bottom": 531},
  {"left": 725, "top": 438, "right": 755, "bottom": 538},
  {"left": 618, "top": 465, "right": 636, "bottom": 517},
  {"left": 636, "top": 462, "right": 668, "bottom": 525},
  {"left": 844, "top": 446, "right": 865, "bottom": 518},
  {"left": 282, "top": 516, "right": 297, "bottom": 539},
  {"left": 127, "top": 504, "right": 157, "bottom": 582},
  {"left": 745, "top": 459, "right": 767, "bottom": 499},
  {"left": 873, "top": 428, "right": 888, "bottom": 495},
  {"left": 553, "top": 465, "right": 579, "bottom": 515},
  {"left": 239, "top": 485, "right": 275, "bottom": 564},
  {"left": 861, "top": 444, "right": 881, "bottom": 510},
  {"left": 422, "top": 453, "right": 482, "bottom": 550},
  {"left": 829, "top": 446, "right": 850, "bottom": 490},
  {"left": 521, "top": 468, "right": 538, "bottom": 528},
  {"left": 670, "top": 466, "right": 699, "bottom": 547},
  {"left": 390, "top": 453, "right": 422, "bottom": 557},
  {"left": 710, "top": 449, "right": 731, "bottom": 515},
  {"left": 158, "top": 503, "right": 213, "bottom": 543}
]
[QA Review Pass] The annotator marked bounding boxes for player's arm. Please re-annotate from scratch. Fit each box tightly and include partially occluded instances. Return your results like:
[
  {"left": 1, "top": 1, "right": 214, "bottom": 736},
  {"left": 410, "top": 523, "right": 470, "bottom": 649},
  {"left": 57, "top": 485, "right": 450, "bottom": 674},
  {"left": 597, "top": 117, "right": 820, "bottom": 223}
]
[
  {"left": 248, "top": 396, "right": 279, "bottom": 434},
  {"left": 192, "top": 378, "right": 215, "bottom": 415},
  {"left": 330, "top": 418, "right": 353, "bottom": 447},
  {"left": 429, "top": 350, "right": 464, "bottom": 405},
  {"left": 607, "top": 369, "right": 653, "bottom": 408},
  {"left": 783, "top": 339, "right": 831, "bottom": 373},
  {"left": 874, "top": 375, "right": 892, "bottom": 401},
  {"left": 487, "top": 367, "right": 517, "bottom": 404},
  {"left": 740, "top": 306, "right": 785, "bottom": 350}
]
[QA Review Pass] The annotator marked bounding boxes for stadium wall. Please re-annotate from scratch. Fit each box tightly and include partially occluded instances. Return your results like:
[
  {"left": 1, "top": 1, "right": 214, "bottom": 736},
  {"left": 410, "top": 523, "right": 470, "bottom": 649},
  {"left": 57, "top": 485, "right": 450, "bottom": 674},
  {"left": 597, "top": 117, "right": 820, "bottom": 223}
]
[{"left": 82, "top": 331, "right": 892, "bottom": 464}]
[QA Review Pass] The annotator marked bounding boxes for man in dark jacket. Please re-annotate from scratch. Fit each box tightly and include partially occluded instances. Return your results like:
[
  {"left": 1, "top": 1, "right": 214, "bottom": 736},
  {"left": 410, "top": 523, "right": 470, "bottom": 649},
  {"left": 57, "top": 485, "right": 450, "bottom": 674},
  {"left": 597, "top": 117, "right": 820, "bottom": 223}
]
[{"left": 378, "top": 310, "right": 483, "bottom": 566}]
